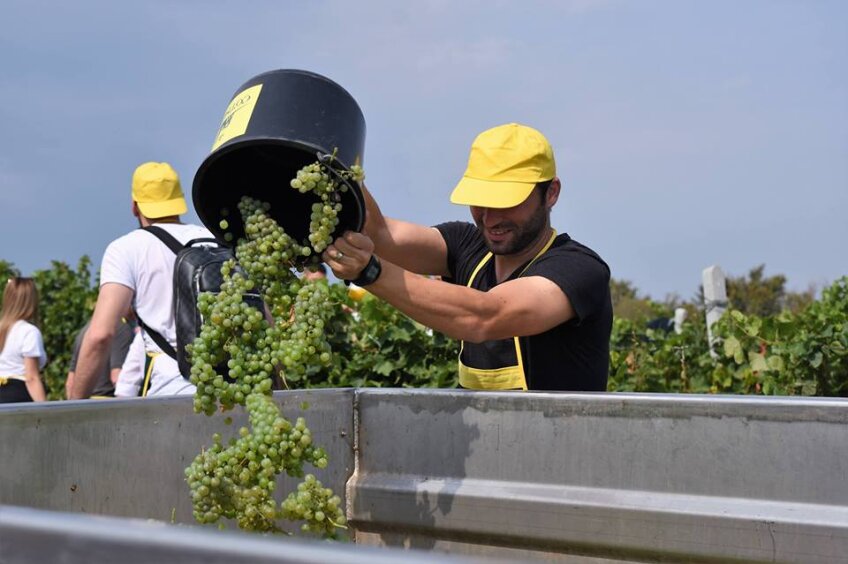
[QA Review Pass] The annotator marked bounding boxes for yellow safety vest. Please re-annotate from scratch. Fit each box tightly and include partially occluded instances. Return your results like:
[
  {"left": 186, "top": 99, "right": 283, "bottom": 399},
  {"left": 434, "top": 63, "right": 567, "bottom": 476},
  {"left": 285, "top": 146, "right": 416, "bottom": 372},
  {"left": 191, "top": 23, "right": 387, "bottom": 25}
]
[{"left": 458, "top": 231, "right": 557, "bottom": 391}]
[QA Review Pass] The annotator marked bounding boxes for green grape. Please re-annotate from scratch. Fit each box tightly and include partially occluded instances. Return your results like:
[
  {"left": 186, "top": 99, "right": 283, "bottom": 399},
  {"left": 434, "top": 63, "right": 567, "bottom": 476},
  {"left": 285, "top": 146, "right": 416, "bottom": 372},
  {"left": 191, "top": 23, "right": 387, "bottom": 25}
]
[{"left": 187, "top": 159, "right": 361, "bottom": 538}]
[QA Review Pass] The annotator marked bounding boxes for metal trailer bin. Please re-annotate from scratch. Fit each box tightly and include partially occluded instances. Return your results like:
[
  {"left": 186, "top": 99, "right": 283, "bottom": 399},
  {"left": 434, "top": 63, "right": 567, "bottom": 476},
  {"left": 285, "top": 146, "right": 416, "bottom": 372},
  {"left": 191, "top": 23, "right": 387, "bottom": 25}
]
[{"left": 2, "top": 389, "right": 847, "bottom": 563}]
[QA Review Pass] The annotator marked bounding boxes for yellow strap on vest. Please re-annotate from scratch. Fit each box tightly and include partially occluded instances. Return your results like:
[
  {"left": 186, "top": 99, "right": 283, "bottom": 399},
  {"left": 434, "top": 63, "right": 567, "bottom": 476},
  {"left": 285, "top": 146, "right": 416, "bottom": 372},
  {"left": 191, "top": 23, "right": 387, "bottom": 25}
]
[
  {"left": 141, "top": 352, "right": 160, "bottom": 397},
  {"left": 458, "top": 230, "right": 557, "bottom": 391},
  {"left": 458, "top": 363, "right": 528, "bottom": 390}
]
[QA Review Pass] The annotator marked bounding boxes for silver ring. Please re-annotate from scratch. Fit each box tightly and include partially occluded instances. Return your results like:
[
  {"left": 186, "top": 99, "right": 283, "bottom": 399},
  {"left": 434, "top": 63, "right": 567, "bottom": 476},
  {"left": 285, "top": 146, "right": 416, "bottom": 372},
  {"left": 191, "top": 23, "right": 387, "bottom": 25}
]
[{"left": 336, "top": 250, "right": 345, "bottom": 259}]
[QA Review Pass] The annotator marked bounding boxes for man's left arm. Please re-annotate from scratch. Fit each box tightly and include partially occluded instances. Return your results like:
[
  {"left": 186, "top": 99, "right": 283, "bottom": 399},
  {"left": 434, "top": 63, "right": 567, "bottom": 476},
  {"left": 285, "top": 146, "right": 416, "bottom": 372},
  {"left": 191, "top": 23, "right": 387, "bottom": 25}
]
[
  {"left": 69, "top": 283, "right": 133, "bottom": 399},
  {"left": 324, "top": 232, "right": 575, "bottom": 342}
]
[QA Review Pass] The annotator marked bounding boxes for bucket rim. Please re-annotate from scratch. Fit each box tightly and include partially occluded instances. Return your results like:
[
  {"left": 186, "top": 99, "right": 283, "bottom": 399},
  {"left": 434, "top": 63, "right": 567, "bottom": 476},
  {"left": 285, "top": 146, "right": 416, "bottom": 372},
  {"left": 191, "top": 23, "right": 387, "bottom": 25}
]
[
  {"left": 192, "top": 137, "right": 366, "bottom": 249},
  {"left": 237, "top": 68, "right": 362, "bottom": 113},
  {"left": 195, "top": 136, "right": 360, "bottom": 173}
]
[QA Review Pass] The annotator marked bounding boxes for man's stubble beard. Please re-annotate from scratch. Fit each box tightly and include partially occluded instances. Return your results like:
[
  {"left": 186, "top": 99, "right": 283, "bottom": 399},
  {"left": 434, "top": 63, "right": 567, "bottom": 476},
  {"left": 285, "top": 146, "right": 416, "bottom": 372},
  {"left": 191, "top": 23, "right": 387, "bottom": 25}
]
[{"left": 476, "top": 204, "right": 549, "bottom": 256}]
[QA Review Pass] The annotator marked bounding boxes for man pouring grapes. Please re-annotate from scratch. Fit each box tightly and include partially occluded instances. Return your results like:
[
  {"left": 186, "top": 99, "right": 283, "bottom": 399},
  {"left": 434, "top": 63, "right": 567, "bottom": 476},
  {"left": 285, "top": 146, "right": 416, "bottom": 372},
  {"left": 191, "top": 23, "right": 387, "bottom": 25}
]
[{"left": 324, "top": 123, "right": 612, "bottom": 391}]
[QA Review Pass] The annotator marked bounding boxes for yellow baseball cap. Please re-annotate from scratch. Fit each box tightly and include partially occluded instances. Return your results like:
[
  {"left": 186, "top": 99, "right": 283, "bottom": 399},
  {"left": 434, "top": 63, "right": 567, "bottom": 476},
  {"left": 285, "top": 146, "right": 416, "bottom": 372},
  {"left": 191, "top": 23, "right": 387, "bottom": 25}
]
[
  {"left": 131, "top": 162, "right": 188, "bottom": 218},
  {"left": 450, "top": 123, "right": 556, "bottom": 209}
]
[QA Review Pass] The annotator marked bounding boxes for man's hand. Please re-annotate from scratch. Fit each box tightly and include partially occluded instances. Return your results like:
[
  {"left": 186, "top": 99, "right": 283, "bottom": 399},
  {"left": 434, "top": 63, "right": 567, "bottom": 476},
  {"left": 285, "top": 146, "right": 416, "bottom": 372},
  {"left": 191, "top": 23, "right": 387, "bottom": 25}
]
[{"left": 322, "top": 231, "right": 375, "bottom": 281}]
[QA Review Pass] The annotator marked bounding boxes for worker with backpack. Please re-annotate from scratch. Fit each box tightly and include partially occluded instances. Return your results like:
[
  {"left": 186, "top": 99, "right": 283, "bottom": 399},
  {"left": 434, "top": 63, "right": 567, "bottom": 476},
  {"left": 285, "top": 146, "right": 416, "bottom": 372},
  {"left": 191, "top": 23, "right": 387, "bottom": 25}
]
[{"left": 70, "top": 162, "right": 218, "bottom": 398}]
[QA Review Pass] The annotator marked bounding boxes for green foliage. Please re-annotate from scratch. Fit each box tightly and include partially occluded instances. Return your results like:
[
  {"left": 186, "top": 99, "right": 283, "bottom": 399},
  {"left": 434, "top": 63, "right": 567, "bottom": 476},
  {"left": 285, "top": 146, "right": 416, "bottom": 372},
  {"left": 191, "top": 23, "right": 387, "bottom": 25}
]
[
  {"left": 609, "top": 316, "right": 714, "bottom": 393},
  {"left": 3, "top": 252, "right": 845, "bottom": 400},
  {"left": 299, "top": 283, "right": 458, "bottom": 389},
  {"left": 0, "top": 260, "right": 20, "bottom": 282},
  {"left": 612, "top": 276, "right": 848, "bottom": 397},
  {"left": 33, "top": 258, "right": 98, "bottom": 399},
  {"left": 711, "top": 276, "right": 848, "bottom": 396}
]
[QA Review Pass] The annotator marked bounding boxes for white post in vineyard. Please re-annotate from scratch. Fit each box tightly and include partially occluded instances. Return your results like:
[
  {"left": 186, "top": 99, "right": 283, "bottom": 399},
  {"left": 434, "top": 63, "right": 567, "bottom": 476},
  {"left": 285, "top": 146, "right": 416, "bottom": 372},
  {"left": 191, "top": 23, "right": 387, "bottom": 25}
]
[{"left": 702, "top": 265, "right": 728, "bottom": 358}]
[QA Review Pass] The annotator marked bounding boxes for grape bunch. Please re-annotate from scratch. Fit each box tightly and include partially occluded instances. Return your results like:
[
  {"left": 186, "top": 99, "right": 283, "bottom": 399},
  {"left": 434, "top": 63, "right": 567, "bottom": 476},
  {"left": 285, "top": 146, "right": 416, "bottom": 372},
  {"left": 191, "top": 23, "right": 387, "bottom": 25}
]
[
  {"left": 185, "top": 394, "right": 343, "bottom": 533},
  {"left": 281, "top": 473, "right": 345, "bottom": 536},
  {"left": 190, "top": 264, "right": 274, "bottom": 414},
  {"left": 185, "top": 158, "right": 362, "bottom": 537}
]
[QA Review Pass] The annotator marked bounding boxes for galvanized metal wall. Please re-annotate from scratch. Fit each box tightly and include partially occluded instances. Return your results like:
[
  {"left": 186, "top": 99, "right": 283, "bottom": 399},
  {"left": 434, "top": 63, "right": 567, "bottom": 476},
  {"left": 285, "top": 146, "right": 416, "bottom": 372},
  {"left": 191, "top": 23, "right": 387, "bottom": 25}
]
[
  {"left": 2, "top": 389, "right": 848, "bottom": 563},
  {"left": 349, "top": 390, "right": 848, "bottom": 563},
  {"left": 0, "top": 389, "right": 353, "bottom": 524}
]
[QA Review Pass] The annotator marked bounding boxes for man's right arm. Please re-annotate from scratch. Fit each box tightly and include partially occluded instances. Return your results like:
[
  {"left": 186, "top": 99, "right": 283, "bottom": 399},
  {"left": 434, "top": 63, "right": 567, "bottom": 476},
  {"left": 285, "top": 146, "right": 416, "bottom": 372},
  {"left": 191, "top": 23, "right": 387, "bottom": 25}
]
[
  {"left": 361, "top": 184, "right": 451, "bottom": 278},
  {"left": 69, "top": 283, "right": 133, "bottom": 399}
]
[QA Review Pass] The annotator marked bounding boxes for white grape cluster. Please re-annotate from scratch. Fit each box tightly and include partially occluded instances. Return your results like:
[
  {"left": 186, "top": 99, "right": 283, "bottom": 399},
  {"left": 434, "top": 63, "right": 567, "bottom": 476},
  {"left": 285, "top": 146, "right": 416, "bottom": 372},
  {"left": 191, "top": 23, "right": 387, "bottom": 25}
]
[
  {"left": 281, "top": 473, "right": 344, "bottom": 536},
  {"left": 185, "top": 394, "right": 343, "bottom": 533},
  {"left": 294, "top": 161, "right": 365, "bottom": 253},
  {"left": 294, "top": 163, "right": 340, "bottom": 253},
  {"left": 185, "top": 159, "right": 362, "bottom": 537}
]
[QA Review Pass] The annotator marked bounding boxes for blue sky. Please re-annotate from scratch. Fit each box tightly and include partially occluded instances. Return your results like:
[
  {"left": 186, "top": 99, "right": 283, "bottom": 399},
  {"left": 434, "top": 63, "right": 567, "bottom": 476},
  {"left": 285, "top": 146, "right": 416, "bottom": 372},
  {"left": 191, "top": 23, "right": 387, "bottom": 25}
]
[{"left": 1, "top": 0, "right": 845, "bottom": 301}]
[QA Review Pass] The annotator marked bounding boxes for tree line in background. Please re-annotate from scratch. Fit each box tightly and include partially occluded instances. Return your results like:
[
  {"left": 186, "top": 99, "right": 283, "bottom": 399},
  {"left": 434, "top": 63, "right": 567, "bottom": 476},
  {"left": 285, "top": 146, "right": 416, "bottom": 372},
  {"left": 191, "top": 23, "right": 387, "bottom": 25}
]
[{"left": 2, "top": 258, "right": 845, "bottom": 399}]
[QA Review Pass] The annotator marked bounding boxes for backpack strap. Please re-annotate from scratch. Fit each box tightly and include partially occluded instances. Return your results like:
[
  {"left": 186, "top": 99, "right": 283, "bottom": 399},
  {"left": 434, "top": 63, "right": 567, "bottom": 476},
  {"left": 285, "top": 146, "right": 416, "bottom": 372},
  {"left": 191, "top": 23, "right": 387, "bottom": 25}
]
[
  {"left": 136, "top": 225, "right": 184, "bottom": 361},
  {"left": 137, "top": 317, "right": 177, "bottom": 360},
  {"left": 142, "top": 225, "right": 185, "bottom": 254}
]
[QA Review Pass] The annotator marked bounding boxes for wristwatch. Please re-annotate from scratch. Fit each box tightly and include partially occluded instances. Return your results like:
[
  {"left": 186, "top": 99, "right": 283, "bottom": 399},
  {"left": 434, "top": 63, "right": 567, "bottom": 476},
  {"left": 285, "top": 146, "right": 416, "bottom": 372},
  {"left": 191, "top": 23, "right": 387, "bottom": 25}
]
[{"left": 350, "top": 255, "right": 382, "bottom": 286}]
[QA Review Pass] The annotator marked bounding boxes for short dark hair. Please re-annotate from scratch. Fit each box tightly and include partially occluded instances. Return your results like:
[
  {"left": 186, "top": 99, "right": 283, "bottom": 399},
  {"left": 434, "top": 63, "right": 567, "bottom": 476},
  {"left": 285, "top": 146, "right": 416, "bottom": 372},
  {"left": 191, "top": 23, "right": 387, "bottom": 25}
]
[{"left": 536, "top": 179, "right": 553, "bottom": 202}]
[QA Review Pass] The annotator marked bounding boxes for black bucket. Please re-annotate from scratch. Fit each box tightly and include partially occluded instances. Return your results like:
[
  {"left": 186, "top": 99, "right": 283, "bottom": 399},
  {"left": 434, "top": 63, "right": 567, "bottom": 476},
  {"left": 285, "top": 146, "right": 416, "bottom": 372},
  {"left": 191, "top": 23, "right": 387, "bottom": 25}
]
[{"left": 192, "top": 69, "right": 366, "bottom": 251}]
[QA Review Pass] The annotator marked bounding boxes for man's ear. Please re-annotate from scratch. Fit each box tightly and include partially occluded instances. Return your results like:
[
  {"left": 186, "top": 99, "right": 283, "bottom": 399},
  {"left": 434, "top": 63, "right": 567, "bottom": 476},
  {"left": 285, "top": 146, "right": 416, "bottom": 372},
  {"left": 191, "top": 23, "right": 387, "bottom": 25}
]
[
  {"left": 131, "top": 201, "right": 140, "bottom": 218},
  {"left": 546, "top": 177, "right": 562, "bottom": 209}
]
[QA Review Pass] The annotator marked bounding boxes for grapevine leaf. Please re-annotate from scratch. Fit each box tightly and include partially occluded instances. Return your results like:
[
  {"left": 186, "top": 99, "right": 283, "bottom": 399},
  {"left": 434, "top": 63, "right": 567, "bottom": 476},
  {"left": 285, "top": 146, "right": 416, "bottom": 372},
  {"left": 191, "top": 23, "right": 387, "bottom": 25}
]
[
  {"left": 766, "top": 355, "right": 785, "bottom": 372},
  {"left": 762, "top": 377, "right": 775, "bottom": 395},
  {"left": 810, "top": 351, "right": 823, "bottom": 368},
  {"left": 374, "top": 360, "right": 395, "bottom": 376},
  {"left": 745, "top": 318, "right": 761, "bottom": 337},
  {"left": 723, "top": 336, "right": 741, "bottom": 359},
  {"left": 748, "top": 352, "right": 768, "bottom": 373}
]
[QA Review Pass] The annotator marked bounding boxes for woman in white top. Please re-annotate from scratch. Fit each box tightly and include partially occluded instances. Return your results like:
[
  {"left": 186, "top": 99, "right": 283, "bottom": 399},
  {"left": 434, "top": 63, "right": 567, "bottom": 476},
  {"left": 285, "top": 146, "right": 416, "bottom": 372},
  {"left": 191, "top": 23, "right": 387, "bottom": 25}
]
[{"left": 0, "top": 277, "right": 47, "bottom": 403}]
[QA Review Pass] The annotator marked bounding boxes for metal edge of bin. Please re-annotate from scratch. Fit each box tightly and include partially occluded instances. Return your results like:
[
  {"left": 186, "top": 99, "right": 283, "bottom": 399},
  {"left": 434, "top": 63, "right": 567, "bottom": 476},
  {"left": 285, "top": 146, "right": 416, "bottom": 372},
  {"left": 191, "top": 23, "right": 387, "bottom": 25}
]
[
  {"left": 0, "top": 504, "right": 485, "bottom": 564},
  {"left": 0, "top": 389, "right": 356, "bottom": 526},
  {"left": 347, "top": 388, "right": 848, "bottom": 564}
]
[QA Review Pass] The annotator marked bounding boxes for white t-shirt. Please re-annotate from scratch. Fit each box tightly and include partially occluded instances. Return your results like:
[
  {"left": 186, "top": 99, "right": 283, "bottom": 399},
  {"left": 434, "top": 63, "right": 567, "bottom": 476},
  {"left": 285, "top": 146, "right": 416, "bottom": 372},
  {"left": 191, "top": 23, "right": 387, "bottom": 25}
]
[
  {"left": 0, "top": 320, "right": 47, "bottom": 380},
  {"left": 100, "top": 223, "right": 212, "bottom": 396},
  {"left": 115, "top": 330, "right": 144, "bottom": 397}
]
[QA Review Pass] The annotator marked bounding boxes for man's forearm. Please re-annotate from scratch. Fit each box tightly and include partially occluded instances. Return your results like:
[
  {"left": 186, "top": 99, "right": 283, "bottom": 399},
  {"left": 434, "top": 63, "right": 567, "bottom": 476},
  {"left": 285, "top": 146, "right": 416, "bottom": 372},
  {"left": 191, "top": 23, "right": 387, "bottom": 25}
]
[
  {"left": 72, "top": 283, "right": 134, "bottom": 398},
  {"left": 366, "top": 260, "right": 498, "bottom": 343},
  {"left": 65, "top": 371, "right": 75, "bottom": 398}
]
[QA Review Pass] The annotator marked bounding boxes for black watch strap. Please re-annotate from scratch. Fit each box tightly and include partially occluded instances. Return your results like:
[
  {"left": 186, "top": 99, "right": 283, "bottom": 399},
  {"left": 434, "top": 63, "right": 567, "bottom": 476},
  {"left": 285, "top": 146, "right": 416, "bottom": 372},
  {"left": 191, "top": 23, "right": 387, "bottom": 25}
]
[{"left": 350, "top": 255, "right": 382, "bottom": 286}]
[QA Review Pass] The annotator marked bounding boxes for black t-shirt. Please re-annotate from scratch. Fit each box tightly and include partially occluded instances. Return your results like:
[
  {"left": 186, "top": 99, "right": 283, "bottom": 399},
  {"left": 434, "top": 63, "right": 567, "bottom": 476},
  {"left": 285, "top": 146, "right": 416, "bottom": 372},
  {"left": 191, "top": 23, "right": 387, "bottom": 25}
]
[
  {"left": 69, "top": 320, "right": 134, "bottom": 396},
  {"left": 435, "top": 221, "right": 612, "bottom": 391}
]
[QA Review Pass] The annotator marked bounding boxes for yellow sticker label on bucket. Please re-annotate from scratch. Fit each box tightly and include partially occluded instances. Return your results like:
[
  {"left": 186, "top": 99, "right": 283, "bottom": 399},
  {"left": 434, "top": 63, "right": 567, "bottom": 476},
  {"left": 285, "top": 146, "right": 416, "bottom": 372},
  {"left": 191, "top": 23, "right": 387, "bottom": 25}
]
[{"left": 211, "top": 84, "right": 263, "bottom": 151}]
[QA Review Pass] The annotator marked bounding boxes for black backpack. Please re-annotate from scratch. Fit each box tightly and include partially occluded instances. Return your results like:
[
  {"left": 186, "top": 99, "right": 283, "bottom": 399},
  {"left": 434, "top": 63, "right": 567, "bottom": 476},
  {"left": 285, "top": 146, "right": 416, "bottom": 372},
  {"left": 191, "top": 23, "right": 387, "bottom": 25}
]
[{"left": 138, "top": 226, "right": 264, "bottom": 379}]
